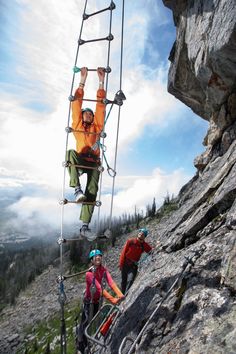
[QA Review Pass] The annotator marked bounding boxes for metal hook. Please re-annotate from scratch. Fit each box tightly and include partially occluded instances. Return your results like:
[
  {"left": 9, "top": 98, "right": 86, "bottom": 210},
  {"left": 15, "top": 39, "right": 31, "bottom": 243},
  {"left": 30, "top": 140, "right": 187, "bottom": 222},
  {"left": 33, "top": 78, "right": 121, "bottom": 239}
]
[{"left": 107, "top": 167, "right": 116, "bottom": 177}]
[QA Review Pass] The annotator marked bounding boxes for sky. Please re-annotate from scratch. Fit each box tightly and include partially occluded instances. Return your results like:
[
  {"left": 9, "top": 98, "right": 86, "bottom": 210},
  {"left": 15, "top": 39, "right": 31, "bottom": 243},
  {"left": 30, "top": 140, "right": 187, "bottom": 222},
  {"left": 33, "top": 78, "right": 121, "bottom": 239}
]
[{"left": 0, "top": 0, "right": 209, "bottom": 237}]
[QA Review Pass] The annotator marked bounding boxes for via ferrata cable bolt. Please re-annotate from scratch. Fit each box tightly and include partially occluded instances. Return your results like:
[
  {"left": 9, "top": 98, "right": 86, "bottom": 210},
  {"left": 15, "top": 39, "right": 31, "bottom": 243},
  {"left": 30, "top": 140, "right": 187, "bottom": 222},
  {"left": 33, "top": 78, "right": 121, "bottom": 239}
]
[
  {"left": 65, "top": 126, "right": 73, "bottom": 133},
  {"left": 98, "top": 165, "right": 105, "bottom": 173},
  {"left": 68, "top": 95, "right": 75, "bottom": 102},
  {"left": 100, "top": 131, "right": 107, "bottom": 139},
  {"left": 62, "top": 161, "right": 71, "bottom": 168},
  {"left": 73, "top": 66, "right": 81, "bottom": 73},
  {"left": 57, "top": 237, "right": 66, "bottom": 245},
  {"left": 59, "top": 199, "right": 68, "bottom": 205},
  {"left": 57, "top": 275, "right": 65, "bottom": 283}
]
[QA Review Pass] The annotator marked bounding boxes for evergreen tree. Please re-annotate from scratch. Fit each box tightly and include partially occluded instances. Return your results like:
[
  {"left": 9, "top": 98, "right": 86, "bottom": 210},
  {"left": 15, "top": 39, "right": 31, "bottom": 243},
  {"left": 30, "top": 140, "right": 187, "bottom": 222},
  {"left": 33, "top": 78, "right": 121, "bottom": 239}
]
[
  {"left": 151, "top": 197, "right": 156, "bottom": 216},
  {"left": 44, "top": 341, "right": 51, "bottom": 354}
]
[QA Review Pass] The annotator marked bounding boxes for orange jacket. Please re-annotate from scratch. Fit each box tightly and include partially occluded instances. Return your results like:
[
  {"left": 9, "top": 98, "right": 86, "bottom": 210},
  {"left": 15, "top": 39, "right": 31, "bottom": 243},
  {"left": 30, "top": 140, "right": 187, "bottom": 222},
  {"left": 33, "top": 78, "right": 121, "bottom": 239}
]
[
  {"left": 119, "top": 238, "right": 152, "bottom": 269},
  {"left": 71, "top": 87, "right": 106, "bottom": 160}
]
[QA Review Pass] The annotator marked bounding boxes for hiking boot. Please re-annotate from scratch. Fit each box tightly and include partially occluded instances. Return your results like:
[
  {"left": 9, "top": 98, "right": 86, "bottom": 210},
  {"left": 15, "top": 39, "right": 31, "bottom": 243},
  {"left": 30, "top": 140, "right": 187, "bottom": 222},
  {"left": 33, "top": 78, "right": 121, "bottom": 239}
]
[
  {"left": 74, "top": 187, "right": 86, "bottom": 203},
  {"left": 80, "top": 224, "right": 90, "bottom": 233},
  {"left": 80, "top": 225, "right": 97, "bottom": 241}
]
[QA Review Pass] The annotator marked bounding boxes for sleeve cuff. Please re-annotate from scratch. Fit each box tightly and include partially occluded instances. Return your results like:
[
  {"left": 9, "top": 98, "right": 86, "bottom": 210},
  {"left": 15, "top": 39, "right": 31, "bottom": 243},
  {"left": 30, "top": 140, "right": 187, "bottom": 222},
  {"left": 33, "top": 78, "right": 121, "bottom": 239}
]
[{"left": 97, "top": 88, "right": 106, "bottom": 99}]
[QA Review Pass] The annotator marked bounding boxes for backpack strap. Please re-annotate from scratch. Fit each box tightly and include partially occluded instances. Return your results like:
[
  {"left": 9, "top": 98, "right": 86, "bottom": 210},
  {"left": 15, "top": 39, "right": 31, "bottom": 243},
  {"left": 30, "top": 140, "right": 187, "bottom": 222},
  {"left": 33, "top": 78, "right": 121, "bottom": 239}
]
[
  {"left": 89, "top": 267, "right": 97, "bottom": 318},
  {"left": 99, "top": 269, "right": 107, "bottom": 309}
]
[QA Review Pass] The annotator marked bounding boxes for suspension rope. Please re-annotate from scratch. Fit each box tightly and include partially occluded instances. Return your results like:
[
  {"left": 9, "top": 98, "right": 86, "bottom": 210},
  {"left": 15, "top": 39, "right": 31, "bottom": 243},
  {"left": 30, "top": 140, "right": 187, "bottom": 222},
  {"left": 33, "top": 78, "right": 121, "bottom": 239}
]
[
  {"left": 107, "top": 0, "right": 126, "bottom": 231},
  {"left": 58, "top": 2, "right": 89, "bottom": 353},
  {"left": 96, "top": 0, "right": 115, "bottom": 238},
  {"left": 57, "top": 1, "right": 125, "bottom": 353},
  {"left": 59, "top": 0, "right": 89, "bottom": 270}
]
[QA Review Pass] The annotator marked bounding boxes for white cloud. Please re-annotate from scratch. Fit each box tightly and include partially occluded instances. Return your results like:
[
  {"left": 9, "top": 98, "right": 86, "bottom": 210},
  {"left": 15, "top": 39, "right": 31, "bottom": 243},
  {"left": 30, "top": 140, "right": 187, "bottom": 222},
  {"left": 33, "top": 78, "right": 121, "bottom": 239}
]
[
  {"left": 1, "top": 1, "right": 180, "bottom": 178},
  {"left": 9, "top": 196, "right": 60, "bottom": 227},
  {"left": 5, "top": 166, "right": 190, "bottom": 232},
  {"left": 99, "top": 167, "right": 190, "bottom": 219},
  {"left": 0, "top": 1, "right": 195, "bottom": 233}
]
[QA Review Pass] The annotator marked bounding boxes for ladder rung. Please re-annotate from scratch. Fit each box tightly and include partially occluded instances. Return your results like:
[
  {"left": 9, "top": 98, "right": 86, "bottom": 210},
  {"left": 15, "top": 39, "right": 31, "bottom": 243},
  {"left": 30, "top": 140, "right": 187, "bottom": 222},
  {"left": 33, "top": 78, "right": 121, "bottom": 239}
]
[
  {"left": 59, "top": 199, "right": 102, "bottom": 207},
  {"left": 73, "top": 164, "right": 103, "bottom": 171},
  {"left": 72, "top": 129, "right": 101, "bottom": 136},
  {"left": 72, "top": 98, "right": 103, "bottom": 103},
  {"left": 68, "top": 200, "right": 99, "bottom": 205},
  {"left": 83, "top": 2, "right": 116, "bottom": 20},
  {"left": 62, "top": 162, "right": 104, "bottom": 173},
  {"left": 73, "top": 66, "right": 111, "bottom": 74},
  {"left": 61, "top": 238, "right": 83, "bottom": 243},
  {"left": 79, "top": 34, "right": 114, "bottom": 46}
]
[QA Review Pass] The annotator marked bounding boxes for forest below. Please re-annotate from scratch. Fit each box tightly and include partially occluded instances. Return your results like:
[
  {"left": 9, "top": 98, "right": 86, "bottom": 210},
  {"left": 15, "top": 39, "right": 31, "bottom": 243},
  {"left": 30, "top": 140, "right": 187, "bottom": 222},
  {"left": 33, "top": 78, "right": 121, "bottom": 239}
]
[
  {"left": 0, "top": 195, "right": 176, "bottom": 312},
  {"left": 0, "top": 238, "right": 59, "bottom": 311}
]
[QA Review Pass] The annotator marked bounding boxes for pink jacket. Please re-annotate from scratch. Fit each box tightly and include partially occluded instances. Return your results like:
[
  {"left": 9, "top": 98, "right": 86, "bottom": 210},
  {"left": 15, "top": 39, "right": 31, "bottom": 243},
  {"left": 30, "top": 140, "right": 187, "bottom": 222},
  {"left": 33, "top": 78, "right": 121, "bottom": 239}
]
[{"left": 85, "top": 265, "right": 123, "bottom": 304}]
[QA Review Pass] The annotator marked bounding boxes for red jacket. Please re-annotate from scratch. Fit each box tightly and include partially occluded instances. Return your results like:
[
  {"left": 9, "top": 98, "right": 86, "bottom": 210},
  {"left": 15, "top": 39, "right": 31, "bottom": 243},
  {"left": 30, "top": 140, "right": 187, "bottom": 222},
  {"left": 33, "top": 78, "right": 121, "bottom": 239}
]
[{"left": 119, "top": 238, "right": 152, "bottom": 269}]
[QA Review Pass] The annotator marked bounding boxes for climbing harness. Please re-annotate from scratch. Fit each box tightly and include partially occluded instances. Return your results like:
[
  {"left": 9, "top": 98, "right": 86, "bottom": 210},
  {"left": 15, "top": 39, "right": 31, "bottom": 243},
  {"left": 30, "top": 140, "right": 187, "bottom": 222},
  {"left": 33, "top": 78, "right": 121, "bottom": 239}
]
[
  {"left": 56, "top": 1, "right": 126, "bottom": 353},
  {"left": 118, "top": 244, "right": 207, "bottom": 354},
  {"left": 88, "top": 267, "right": 97, "bottom": 323},
  {"left": 87, "top": 265, "right": 108, "bottom": 321}
]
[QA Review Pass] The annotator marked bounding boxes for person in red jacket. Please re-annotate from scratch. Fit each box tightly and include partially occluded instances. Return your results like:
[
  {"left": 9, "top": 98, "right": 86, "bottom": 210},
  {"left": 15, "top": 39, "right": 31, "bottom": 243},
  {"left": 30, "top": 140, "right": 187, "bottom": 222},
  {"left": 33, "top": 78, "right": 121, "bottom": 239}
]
[
  {"left": 66, "top": 67, "right": 106, "bottom": 238},
  {"left": 119, "top": 228, "right": 152, "bottom": 294},
  {"left": 77, "top": 249, "right": 124, "bottom": 354}
]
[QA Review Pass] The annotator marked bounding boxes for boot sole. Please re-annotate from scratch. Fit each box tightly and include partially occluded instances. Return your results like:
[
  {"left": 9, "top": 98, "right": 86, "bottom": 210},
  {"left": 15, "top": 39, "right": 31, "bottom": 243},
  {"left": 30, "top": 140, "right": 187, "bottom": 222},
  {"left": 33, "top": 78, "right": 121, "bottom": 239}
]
[{"left": 75, "top": 195, "right": 87, "bottom": 203}]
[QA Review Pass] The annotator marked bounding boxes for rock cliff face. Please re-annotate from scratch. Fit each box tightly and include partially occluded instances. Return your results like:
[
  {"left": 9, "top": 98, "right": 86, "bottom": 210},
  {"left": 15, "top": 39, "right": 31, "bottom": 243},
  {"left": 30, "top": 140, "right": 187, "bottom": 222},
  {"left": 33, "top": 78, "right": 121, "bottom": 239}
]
[
  {"left": 164, "top": 0, "right": 236, "bottom": 171},
  {"left": 105, "top": 1, "right": 236, "bottom": 353}
]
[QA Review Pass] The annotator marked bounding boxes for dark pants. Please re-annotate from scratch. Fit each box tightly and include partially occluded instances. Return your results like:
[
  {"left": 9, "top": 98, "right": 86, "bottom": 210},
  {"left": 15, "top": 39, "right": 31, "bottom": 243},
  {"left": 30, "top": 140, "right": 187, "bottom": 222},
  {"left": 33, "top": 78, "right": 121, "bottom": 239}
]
[
  {"left": 66, "top": 149, "right": 100, "bottom": 224},
  {"left": 121, "top": 263, "right": 138, "bottom": 295},
  {"left": 76, "top": 301, "right": 99, "bottom": 354}
]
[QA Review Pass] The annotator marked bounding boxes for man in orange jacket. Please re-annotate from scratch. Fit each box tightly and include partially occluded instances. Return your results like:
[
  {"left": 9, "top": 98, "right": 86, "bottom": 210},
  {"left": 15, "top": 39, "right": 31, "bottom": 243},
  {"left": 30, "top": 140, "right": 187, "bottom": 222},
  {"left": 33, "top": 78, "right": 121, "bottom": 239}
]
[
  {"left": 66, "top": 67, "right": 106, "bottom": 237},
  {"left": 119, "top": 228, "right": 152, "bottom": 294}
]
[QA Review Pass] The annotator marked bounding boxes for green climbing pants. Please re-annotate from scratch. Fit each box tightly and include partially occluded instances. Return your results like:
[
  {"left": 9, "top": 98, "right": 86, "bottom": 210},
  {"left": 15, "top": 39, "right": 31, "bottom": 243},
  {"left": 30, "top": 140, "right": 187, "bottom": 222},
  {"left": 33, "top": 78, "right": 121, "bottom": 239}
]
[{"left": 66, "top": 149, "right": 100, "bottom": 224}]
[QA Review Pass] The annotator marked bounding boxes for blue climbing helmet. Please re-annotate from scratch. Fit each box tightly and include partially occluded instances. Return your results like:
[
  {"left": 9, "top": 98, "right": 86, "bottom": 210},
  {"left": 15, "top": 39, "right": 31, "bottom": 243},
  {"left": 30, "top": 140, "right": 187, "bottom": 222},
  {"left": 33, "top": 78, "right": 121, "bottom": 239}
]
[
  {"left": 82, "top": 107, "right": 94, "bottom": 116},
  {"left": 138, "top": 228, "right": 148, "bottom": 237},
  {"left": 89, "top": 249, "right": 103, "bottom": 259}
]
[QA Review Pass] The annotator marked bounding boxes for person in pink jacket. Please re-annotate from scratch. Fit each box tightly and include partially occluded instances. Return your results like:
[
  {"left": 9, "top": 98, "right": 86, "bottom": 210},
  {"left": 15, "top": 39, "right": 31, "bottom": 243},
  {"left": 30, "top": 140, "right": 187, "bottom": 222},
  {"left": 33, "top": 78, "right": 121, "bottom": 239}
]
[{"left": 76, "top": 249, "right": 124, "bottom": 353}]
